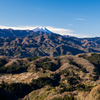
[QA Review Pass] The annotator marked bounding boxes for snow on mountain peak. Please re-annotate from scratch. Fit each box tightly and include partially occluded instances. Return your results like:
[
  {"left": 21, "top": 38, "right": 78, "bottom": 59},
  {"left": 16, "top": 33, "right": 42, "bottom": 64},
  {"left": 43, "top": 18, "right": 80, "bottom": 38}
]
[{"left": 33, "top": 27, "right": 53, "bottom": 33}]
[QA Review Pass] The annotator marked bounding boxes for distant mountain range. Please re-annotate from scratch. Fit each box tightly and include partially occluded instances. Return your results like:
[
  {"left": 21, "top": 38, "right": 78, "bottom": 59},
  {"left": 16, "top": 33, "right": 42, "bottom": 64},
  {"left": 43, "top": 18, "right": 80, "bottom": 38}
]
[
  {"left": 0, "top": 27, "right": 53, "bottom": 37},
  {"left": 0, "top": 27, "right": 100, "bottom": 58}
]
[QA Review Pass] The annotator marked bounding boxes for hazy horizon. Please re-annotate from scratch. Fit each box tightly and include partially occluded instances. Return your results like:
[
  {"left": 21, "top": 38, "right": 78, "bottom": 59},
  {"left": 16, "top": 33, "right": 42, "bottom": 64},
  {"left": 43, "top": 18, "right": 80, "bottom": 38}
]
[{"left": 0, "top": 0, "right": 100, "bottom": 38}]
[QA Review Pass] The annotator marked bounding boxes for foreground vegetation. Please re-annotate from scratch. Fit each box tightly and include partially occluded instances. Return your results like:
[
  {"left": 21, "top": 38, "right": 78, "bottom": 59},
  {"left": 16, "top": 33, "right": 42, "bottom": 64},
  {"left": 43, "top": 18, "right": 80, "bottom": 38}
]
[
  {"left": 0, "top": 75, "right": 60, "bottom": 98},
  {"left": 52, "top": 95, "right": 77, "bottom": 100},
  {"left": 0, "top": 54, "right": 100, "bottom": 100},
  {"left": 79, "top": 53, "right": 100, "bottom": 75}
]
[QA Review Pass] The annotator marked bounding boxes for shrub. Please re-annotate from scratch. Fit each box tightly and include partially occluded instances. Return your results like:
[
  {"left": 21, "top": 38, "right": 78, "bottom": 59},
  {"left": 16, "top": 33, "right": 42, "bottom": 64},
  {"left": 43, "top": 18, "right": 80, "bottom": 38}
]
[
  {"left": 78, "top": 54, "right": 87, "bottom": 59},
  {"left": 0, "top": 59, "right": 8, "bottom": 67},
  {"left": 66, "top": 77, "right": 78, "bottom": 85},
  {"left": 58, "top": 83, "right": 93, "bottom": 94},
  {"left": 92, "top": 75, "right": 99, "bottom": 81},
  {"left": 76, "top": 84, "right": 93, "bottom": 91},
  {"left": 35, "top": 60, "right": 60, "bottom": 71},
  {"left": 27, "top": 56, "right": 40, "bottom": 61},
  {"left": 0, "top": 63, "right": 30, "bottom": 74},
  {"left": 52, "top": 95, "right": 77, "bottom": 100},
  {"left": 60, "top": 70, "right": 69, "bottom": 76},
  {"left": 75, "top": 75, "right": 80, "bottom": 80},
  {"left": 83, "top": 53, "right": 100, "bottom": 75},
  {"left": 1, "top": 76, "right": 60, "bottom": 98},
  {"left": 68, "top": 61, "right": 87, "bottom": 73}
]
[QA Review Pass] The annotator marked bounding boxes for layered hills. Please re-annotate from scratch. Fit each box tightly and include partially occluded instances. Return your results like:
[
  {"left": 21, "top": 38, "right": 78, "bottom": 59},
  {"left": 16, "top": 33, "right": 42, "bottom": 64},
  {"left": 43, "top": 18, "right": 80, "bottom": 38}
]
[
  {"left": 1, "top": 27, "right": 100, "bottom": 99},
  {"left": 0, "top": 53, "right": 100, "bottom": 100},
  {"left": 0, "top": 27, "right": 100, "bottom": 58}
]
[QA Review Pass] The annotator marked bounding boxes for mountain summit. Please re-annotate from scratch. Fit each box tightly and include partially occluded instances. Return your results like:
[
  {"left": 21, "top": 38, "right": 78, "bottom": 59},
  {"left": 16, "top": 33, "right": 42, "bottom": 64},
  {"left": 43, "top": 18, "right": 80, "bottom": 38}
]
[{"left": 33, "top": 27, "right": 53, "bottom": 33}]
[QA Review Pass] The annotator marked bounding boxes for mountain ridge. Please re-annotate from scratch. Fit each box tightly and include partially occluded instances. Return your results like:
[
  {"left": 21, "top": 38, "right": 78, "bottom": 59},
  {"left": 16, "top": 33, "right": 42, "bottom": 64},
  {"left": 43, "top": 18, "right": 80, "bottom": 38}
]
[{"left": 0, "top": 28, "right": 100, "bottom": 58}]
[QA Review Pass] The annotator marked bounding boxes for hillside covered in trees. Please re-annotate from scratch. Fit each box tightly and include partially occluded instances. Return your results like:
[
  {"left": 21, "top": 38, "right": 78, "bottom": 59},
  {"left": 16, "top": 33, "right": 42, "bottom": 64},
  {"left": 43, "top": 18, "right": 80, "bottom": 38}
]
[{"left": 0, "top": 53, "right": 100, "bottom": 100}]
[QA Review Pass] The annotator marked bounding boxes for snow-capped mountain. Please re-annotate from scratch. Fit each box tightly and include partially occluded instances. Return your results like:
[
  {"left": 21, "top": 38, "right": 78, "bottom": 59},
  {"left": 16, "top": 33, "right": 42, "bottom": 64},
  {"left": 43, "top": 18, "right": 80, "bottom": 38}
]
[{"left": 33, "top": 27, "right": 53, "bottom": 33}]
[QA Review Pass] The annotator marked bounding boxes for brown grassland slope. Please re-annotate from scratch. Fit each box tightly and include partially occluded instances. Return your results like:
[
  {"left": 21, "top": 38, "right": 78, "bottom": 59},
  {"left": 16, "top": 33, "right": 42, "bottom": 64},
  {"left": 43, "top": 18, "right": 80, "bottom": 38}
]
[{"left": 0, "top": 53, "right": 100, "bottom": 100}]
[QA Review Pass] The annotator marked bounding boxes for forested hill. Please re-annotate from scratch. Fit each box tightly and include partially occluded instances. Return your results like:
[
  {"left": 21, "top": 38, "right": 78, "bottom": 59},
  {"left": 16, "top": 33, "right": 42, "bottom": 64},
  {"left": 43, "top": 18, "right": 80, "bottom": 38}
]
[{"left": 0, "top": 53, "right": 100, "bottom": 100}]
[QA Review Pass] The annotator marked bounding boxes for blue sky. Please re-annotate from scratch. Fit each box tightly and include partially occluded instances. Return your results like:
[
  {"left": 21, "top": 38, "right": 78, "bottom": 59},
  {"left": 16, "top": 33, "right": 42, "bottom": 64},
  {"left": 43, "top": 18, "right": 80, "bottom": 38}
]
[{"left": 0, "top": 0, "right": 100, "bottom": 38}]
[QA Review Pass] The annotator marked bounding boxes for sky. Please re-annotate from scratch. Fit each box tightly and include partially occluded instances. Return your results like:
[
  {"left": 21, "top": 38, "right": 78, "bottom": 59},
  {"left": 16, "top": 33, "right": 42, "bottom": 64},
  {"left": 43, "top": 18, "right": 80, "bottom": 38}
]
[{"left": 0, "top": 0, "right": 100, "bottom": 38}]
